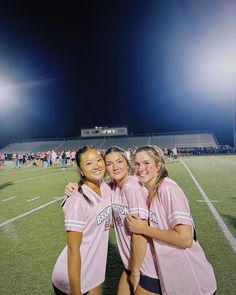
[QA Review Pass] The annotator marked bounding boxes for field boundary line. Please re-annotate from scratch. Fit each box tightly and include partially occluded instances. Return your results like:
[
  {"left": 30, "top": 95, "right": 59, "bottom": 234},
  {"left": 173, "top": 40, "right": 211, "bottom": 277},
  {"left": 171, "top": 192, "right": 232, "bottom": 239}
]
[
  {"left": 0, "top": 196, "right": 64, "bottom": 227},
  {"left": 181, "top": 159, "right": 236, "bottom": 253}
]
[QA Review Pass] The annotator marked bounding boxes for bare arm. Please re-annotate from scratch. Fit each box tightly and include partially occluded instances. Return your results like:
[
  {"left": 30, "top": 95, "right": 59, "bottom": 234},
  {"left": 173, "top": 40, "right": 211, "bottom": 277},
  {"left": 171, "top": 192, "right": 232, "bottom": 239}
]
[
  {"left": 67, "top": 231, "right": 83, "bottom": 295},
  {"left": 130, "top": 229, "right": 147, "bottom": 291},
  {"left": 131, "top": 232, "right": 147, "bottom": 274},
  {"left": 127, "top": 215, "right": 193, "bottom": 249}
]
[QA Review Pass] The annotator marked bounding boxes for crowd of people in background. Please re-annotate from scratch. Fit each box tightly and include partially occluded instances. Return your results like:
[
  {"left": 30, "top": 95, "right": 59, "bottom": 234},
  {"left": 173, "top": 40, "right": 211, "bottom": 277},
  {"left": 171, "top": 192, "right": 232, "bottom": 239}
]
[
  {"left": 0, "top": 145, "right": 234, "bottom": 169},
  {"left": 0, "top": 150, "right": 77, "bottom": 169}
]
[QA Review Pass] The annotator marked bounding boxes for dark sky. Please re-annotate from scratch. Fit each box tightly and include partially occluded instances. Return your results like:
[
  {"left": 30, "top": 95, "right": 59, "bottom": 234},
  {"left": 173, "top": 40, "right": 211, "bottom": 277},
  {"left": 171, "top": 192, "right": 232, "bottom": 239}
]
[{"left": 0, "top": 0, "right": 236, "bottom": 147}]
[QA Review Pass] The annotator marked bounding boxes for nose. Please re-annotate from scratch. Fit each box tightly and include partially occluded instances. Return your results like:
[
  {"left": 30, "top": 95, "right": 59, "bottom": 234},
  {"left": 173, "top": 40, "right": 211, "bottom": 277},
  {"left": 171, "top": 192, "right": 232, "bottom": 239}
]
[
  {"left": 113, "top": 163, "right": 118, "bottom": 170},
  {"left": 93, "top": 161, "right": 99, "bottom": 169},
  {"left": 136, "top": 163, "right": 145, "bottom": 173}
]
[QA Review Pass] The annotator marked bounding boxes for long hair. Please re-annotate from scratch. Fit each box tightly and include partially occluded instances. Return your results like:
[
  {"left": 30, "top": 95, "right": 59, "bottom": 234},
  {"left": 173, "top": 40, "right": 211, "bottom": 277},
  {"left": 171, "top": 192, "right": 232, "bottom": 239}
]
[{"left": 134, "top": 145, "right": 168, "bottom": 203}]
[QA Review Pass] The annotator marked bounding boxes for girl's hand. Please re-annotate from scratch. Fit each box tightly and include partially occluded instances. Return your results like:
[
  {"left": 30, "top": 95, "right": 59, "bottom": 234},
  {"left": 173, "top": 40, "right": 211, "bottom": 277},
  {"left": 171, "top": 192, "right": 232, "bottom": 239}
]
[
  {"left": 126, "top": 215, "right": 147, "bottom": 235},
  {"left": 130, "top": 271, "right": 140, "bottom": 292},
  {"left": 65, "top": 182, "right": 78, "bottom": 196}
]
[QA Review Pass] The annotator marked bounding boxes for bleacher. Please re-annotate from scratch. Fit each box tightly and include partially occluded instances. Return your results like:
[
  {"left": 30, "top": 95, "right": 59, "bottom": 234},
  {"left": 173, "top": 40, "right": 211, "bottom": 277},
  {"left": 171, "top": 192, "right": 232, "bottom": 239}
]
[
  {"left": 2, "top": 140, "right": 65, "bottom": 153},
  {"left": 151, "top": 132, "right": 218, "bottom": 149},
  {"left": 0, "top": 131, "right": 219, "bottom": 153},
  {"left": 58, "top": 138, "right": 106, "bottom": 151},
  {"left": 103, "top": 136, "right": 151, "bottom": 150}
]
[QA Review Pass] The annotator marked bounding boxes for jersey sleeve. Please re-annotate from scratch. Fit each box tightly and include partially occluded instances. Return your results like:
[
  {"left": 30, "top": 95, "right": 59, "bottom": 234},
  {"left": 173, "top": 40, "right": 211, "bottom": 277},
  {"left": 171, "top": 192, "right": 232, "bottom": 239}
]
[
  {"left": 159, "top": 182, "right": 193, "bottom": 228},
  {"left": 123, "top": 181, "right": 149, "bottom": 220},
  {"left": 63, "top": 191, "right": 88, "bottom": 232}
]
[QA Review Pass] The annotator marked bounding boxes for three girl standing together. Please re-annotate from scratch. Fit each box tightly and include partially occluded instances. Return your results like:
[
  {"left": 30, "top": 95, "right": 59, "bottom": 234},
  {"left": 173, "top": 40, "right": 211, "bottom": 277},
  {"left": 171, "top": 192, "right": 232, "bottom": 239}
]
[{"left": 52, "top": 145, "right": 217, "bottom": 295}]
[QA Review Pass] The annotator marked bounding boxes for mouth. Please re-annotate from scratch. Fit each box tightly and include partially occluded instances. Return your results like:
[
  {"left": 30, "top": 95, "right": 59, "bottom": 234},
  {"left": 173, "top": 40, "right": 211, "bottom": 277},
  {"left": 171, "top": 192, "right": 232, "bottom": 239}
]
[
  {"left": 93, "top": 170, "right": 103, "bottom": 175},
  {"left": 138, "top": 172, "right": 148, "bottom": 177},
  {"left": 112, "top": 171, "right": 121, "bottom": 175}
]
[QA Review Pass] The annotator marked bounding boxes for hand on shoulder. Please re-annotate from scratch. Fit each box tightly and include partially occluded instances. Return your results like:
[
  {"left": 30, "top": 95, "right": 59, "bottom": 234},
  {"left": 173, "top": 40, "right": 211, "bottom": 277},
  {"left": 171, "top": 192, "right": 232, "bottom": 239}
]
[{"left": 65, "top": 182, "right": 79, "bottom": 196}]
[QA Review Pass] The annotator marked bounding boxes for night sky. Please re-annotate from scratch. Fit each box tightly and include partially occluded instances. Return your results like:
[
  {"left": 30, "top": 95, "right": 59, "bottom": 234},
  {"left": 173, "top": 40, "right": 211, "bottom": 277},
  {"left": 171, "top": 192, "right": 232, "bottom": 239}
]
[{"left": 0, "top": 0, "right": 236, "bottom": 147}]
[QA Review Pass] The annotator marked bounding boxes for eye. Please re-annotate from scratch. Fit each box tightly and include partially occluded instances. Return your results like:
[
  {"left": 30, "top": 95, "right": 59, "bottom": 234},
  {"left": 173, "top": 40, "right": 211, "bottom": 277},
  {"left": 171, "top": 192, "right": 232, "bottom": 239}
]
[
  {"left": 105, "top": 162, "right": 111, "bottom": 167},
  {"left": 134, "top": 162, "right": 139, "bottom": 167}
]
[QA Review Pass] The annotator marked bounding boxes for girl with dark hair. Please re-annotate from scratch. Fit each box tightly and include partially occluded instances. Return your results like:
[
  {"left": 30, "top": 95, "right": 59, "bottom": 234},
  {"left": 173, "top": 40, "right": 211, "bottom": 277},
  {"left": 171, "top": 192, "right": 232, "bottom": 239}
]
[
  {"left": 52, "top": 146, "right": 112, "bottom": 295},
  {"left": 127, "top": 145, "right": 217, "bottom": 295}
]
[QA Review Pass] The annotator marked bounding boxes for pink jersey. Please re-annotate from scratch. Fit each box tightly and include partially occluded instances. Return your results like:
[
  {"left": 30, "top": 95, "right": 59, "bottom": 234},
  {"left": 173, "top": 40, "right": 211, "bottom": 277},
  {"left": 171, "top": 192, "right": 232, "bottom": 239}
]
[
  {"left": 149, "top": 177, "right": 217, "bottom": 295},
  {"left": 52, "top": 181, "right": 112, "bottom": 294},
  {"left": 112, "top": 175, "right": 159, "bottom": 278},
  {"left": 70, "top": 151, "right": 76, "bottom": 159}
]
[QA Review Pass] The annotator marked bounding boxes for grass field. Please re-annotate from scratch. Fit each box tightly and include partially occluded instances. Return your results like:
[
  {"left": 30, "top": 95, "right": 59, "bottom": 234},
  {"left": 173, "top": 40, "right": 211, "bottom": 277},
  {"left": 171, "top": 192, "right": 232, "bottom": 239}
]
[{"left": 0, "top": 155, "right": 236, "bottom": 295}]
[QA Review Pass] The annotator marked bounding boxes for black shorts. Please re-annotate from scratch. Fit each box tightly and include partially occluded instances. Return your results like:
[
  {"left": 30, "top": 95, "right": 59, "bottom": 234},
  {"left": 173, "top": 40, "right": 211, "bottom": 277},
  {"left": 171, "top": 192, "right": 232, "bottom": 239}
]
[
  {"left": 52, "top": 283, "right": 88, "bottom": 295},
  {"left": 125, "top": 269, "right": 162, "bottom": 294}
]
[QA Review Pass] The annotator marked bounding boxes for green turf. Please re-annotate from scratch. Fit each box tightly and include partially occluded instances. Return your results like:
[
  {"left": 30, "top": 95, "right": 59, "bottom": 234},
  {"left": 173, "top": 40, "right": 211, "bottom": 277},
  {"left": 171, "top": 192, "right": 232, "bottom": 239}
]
[{"left": 0, "top": 157, "right": 236, "bottom": 294}]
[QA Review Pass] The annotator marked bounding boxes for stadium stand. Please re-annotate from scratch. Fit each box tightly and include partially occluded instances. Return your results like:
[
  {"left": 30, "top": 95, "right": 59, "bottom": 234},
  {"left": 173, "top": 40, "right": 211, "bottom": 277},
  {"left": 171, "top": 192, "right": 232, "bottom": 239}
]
[
  {"left": 103, "top": 136, "right": 151, "bottom": 150},
  {"left": 0, "top": 131, "right": 219, "bottom": 153},
  {"left": 151, "top": 132, "right": 218, "bottom": 149},
  {"left": 2, "top": 140, "right": 65, "bottom": 153},
  {"left": 58, "top": 138, "right": 107, "bottom": 151}
]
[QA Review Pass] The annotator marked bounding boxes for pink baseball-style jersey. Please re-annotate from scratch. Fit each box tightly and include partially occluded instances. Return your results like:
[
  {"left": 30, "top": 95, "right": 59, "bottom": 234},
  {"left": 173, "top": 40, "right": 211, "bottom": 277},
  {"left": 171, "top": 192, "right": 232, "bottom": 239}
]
[
  {"left": 70, "top": 151, "right": 76, "bottom": 159},
  {"left": 52, "top": 181, "right": 112, "bottom": 294},
  {"left": 112, "top": 175, "right": 159, "bottom": 279},
  {"left": 149, "top": 177, "right": 217, "bottom": 295}
]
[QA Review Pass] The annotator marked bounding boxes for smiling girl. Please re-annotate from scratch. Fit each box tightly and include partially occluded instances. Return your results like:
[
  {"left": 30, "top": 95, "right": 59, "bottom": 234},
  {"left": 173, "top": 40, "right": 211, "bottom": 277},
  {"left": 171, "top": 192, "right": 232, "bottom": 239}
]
[
  {"left": 127, "top": 145, "right": 217, "bottom": 295},
  {"left": 52, "top": 146, "right": 112, "bottom": 295}
]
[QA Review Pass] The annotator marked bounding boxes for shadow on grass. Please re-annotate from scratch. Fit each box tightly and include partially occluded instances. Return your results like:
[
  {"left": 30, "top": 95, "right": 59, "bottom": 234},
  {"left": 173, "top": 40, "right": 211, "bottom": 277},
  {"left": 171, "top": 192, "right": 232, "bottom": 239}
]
[
  {"left": 103, "top": 240, "right": 123, "bottom": 295},
  {"left": 0, "top": 181, "right": 13, "bottom": 190},
  {"left": 222, "top": 214, "right": 236, "bottom": 229}
]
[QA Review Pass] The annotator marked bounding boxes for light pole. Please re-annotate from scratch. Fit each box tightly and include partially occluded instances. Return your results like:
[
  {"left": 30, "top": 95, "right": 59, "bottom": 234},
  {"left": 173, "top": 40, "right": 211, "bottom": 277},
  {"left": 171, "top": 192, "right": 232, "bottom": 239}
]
[
  {"left": 231, "top": 84, "right": 236, "bottom": 150},
  {"left": 229, "top": 71, "right": 236, "bottom": 150}
]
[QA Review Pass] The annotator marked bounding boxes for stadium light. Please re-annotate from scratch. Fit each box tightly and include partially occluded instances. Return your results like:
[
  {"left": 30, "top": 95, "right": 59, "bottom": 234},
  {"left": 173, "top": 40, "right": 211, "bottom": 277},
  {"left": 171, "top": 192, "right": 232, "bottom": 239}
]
[{"left": 188, "top": 53, "right": 236, "bottom": 149}]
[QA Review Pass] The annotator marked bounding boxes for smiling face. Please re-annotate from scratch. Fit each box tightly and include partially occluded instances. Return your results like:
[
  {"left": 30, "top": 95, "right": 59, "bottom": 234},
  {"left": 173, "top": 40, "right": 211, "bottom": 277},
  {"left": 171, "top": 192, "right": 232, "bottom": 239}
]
[
  {"left": 105, "top": 151, "right": 129, "bottom": 187},
  {"left": 79, "top": 148, "right": 106, "bottom": 183},
  {"left": 134, "top": 150, "right": 159, "bottom": 189}
]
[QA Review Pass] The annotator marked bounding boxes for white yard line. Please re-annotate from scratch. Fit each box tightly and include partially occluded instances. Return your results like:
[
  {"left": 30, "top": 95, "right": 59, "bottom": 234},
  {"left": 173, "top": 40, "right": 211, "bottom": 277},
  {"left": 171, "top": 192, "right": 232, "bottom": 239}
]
[
  {"left": 27, "top": 197, "right": 40, "bottom": 202},
  {"left": 2, "top": 197, "right": 16, "bottom": 202},
  {"left": 0, "top": 196, "right": 64, "bottom": 227},
  {"left": 196, "top": 200, "right": 220, "bottom": 203},
  {"left": 211, "top": 158, "right": 236, "bottom": 165},
  {"left": 13, "top": 171, "right": 63, "bottom": 184},
  {"left": 0, "top": 166, "right": 57, "bottom": 176},
  {"left": 181, "top": 159, "right": 236, "bottom": 253}
]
